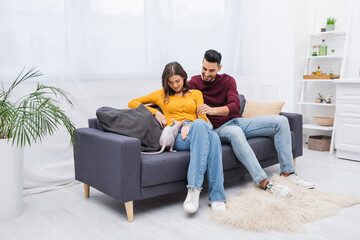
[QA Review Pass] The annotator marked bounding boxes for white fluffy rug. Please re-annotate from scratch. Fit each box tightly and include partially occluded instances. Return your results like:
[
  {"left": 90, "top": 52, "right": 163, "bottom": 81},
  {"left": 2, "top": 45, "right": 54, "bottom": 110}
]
[{"left": 210, "top": 174, "right": 360, "bottom": 233}]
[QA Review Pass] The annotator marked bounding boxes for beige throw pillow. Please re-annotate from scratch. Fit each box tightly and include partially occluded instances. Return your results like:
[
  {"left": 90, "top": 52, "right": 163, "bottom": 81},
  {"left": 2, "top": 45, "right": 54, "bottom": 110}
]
[{"left": 242, "top": 99, "right": 285, "bottom": 118}]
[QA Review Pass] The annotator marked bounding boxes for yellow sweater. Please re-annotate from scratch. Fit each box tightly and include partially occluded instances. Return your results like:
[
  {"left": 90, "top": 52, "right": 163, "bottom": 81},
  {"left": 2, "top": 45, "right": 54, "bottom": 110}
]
[{"left": 128, "top": 89, "right": 207, "bottom": 125}]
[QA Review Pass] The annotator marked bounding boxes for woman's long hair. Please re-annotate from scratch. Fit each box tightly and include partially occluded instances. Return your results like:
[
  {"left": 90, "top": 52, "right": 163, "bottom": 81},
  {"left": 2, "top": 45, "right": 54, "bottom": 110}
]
[{"left": 161, "top": 62, "right": 190, "bottom": 103}]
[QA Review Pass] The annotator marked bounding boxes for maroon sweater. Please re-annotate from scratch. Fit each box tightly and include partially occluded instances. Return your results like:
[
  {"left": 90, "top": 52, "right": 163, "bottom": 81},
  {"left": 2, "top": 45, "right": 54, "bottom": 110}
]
[{"left": 189, "top": 74, "right": 241, "bottom": 129}]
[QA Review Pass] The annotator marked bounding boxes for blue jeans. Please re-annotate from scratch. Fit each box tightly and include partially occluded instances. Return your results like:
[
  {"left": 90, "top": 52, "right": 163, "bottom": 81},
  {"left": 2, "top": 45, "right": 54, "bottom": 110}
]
[
  {"left": 174, "top": 119, "right": 226, "bottom": 202},
  {"left": 215, "top": 115, "right": 296, "bottom": 184}
]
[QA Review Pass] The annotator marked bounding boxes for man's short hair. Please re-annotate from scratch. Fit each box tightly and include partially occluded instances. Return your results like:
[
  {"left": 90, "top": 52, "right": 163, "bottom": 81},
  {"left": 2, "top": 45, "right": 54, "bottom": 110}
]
[{"left": 204, "top": 49, "right": 222, "bottom": 65}]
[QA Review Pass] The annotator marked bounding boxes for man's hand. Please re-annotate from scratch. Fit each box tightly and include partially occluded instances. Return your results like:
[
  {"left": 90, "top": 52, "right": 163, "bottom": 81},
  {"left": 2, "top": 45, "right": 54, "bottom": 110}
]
[
  {"left": 197, "top": 104, "right": 216, "bottom": 116},
  {"left": 181, "top": 125, "right": 190, "bottom": 140},
  {"left": 197, "top": 104, "right": 230, "bottom": 116},
  {"left": 155, "top": 111, "right": 167, "bottom": 128}
]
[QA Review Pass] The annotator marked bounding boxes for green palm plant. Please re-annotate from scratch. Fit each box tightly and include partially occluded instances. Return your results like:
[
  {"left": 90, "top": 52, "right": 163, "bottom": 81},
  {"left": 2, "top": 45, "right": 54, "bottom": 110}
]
[{"left": 0, "top": 67, "right": 76, "bottom": 147}]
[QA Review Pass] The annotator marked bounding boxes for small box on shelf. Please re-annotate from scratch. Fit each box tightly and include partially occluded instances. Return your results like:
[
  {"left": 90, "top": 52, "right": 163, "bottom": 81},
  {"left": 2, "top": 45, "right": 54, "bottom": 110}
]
[{"left": 308, "top": 135, "right": 331, "bottom": 151}]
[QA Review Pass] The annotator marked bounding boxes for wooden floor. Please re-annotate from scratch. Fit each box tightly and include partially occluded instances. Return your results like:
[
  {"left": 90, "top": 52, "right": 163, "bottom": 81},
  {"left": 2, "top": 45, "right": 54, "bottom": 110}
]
[{"left": 1, "top": 148, "right": 360, "bottom": 240}]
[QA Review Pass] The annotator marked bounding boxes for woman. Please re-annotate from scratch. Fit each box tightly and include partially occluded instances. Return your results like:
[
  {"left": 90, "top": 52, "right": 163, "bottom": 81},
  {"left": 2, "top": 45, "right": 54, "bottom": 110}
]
[{"left": 128, "top": 62, "right": 226, "bottom": 213}]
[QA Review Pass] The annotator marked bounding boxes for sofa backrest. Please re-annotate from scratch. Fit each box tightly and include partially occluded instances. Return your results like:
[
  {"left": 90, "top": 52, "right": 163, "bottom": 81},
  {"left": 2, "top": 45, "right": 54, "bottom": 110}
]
[
  {"left": 239, "top": 94, "right": 246, "bottom": 116},
  {"left": 89, "top": 118, "right": 101, "bottom": 129}
]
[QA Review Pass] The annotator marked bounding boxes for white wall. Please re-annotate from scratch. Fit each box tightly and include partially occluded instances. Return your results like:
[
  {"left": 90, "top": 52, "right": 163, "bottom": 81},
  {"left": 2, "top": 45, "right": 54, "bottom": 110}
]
[
  {"left": 345, "top": 0, "right": 360, "bottom": 78},
  {"left": 233, "top": 0, "right": 295, "bottom": 112}
]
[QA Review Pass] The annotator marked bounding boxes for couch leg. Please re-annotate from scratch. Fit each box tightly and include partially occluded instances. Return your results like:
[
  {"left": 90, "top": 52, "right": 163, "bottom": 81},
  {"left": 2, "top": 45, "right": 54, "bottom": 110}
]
[
  {"left": 84, "top": 183, "right": 90, "bottom": 198},
  {"left": 293, "top": 158, "right": 297, "bottom": 167},
  {"left": 124, "top": 201, "right": 134, "bottom": 222}
]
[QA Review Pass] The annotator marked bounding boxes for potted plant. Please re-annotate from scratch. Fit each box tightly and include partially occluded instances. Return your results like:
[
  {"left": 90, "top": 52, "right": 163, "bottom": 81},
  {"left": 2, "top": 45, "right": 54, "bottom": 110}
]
[
  {"left": 0, "top": 67, "right": 76, "bottom": 219},
  {"left": 326, "top": 17, "right": 337, "bottom": 31}
]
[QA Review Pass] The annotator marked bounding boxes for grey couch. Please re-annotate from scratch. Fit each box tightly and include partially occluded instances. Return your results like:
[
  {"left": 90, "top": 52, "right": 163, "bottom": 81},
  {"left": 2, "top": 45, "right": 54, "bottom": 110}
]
[{"left": 73, "top": 102, "right": 303, "bottom": 222}]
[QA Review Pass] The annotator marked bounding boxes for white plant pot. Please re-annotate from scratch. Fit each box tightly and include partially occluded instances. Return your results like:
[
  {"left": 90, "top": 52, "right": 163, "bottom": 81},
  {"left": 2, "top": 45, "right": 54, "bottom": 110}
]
[
  {"left": 0, "top": 139, "right": 24, "bottom": 219},
  {"left": 326, "top": 24, "right": 335, "bottom": 31}
]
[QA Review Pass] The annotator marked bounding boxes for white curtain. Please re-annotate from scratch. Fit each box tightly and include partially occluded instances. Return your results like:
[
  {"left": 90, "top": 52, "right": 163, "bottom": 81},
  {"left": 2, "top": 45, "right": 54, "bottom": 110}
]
[
  {"left": 0, "top": 0, "right": 246, "bottom": 195},
  {"left": 1, "top": 0, "right": 302, "bottom": 195}
]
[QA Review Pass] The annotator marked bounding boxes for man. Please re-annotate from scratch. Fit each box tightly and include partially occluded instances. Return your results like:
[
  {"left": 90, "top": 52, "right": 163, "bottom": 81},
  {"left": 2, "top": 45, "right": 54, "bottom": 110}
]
[{"left": 188, "top": 49, "right": 314, "bottom": 197}]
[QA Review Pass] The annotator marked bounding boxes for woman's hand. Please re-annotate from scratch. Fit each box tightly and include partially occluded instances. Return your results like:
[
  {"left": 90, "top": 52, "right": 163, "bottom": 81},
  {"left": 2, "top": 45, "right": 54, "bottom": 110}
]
[
  {"left": 155, "top": 111, "right": 167, "bottom": 128},
  {"left": 181, "top": 125, "right": 190, "bottom": 140}
]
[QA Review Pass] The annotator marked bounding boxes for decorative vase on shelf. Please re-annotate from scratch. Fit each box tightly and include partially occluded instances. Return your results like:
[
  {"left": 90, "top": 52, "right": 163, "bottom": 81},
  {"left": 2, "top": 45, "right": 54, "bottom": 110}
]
[{"left": 326, "top": 24, "right": 335, "bottom": 31}]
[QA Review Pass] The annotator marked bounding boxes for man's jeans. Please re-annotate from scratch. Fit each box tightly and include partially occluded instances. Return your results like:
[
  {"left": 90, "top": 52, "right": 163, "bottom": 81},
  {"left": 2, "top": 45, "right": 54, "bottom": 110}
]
[
  {"left": 215, "top": 115, "right": 296, "bottom": 184},
  {"left": 174, "top": 119, "right": 226, "bottom": 202}
]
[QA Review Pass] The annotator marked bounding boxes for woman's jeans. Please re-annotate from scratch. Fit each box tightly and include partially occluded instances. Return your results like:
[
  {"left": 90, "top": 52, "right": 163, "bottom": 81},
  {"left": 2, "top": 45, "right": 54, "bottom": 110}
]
[
  {"left": 174, "top": 119, "right": 226, "bottom": 202},
  {"left": 215, "top": 115, "right": 296, "bottom": 184}
]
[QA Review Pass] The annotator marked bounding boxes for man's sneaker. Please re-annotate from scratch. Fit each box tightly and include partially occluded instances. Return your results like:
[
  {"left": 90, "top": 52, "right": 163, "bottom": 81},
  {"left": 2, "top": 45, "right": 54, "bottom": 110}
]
[
  {"left": 265, "top": 181, "right": 290, "bottom": 197},
  {"left": 282, "top": 173, "right": 315, "bottom": 189},
  {"left": 183, "top": 188, "right": 201, "bottom": 213},
  {"left": 210, "top": 201, "right": 227, "bottom": 211}
]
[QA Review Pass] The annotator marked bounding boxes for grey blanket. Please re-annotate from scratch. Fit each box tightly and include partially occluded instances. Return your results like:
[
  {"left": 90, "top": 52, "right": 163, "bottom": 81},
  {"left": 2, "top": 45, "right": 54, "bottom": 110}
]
[{"left": 96, "top": 104, "right": 162, "bottom": 151}]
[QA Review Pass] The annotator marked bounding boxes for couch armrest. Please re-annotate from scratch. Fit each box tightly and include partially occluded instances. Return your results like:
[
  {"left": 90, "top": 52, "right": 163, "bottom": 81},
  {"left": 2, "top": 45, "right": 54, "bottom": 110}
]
[
  {"left": 74, "top": 128, "right": 142, "bottom": 202},
  {"left": 280, "top": 112, "right": 303, "bottom": 158}
]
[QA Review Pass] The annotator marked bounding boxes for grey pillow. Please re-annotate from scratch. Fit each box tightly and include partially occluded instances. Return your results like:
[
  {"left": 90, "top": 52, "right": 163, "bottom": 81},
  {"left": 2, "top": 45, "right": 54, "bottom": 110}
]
[
  {"left": 93, "top": 106, "right": 117, "bottom": 130},
  {"left": 239, "top": 94, "right": 246, "bottom": 116},
  {"left": 96, "top": 104, "right": 162, "bottom": 151}
]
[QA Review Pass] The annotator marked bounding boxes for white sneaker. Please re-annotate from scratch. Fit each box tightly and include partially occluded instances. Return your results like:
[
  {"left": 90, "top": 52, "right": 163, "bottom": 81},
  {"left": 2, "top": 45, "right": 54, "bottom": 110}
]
[
  {"left": 210, "top": 201, "right": 226, "bottom": 211},
  {"left": 265, "top": 181, "right": 290, "bottom": 197},
  {"left": 183, "top": 188, "right": 201, "bottom": 213},
  {"left": 283, "top": 173, "right": 315, "bottom": 189}
]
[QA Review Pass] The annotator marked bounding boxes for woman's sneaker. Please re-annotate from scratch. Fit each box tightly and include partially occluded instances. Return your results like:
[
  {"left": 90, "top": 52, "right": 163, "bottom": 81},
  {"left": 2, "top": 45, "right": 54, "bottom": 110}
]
[
  {"left": 183, "top": 188, "right": 201, "bottom": 213},
  {"left": 265, "top": 181, "right": 290, "bottom": 197},
  {"left": 283, "top": 173, "right": 315, "bottom": 189},
  {"left": 210, "top": 201, "right": 227, "bottom": 211}
]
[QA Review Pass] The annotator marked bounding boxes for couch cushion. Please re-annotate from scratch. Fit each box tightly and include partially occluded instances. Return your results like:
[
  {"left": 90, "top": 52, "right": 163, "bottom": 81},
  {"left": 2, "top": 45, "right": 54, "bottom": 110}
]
[
  {"left": 141, "top": 151, "right": 190, "bottom": 187},
  {"left": 141, "top": 131, "right": 295, "bottom": 187},
  {"left": 242, "top": 99, "right": 285, "bottom": 118}
]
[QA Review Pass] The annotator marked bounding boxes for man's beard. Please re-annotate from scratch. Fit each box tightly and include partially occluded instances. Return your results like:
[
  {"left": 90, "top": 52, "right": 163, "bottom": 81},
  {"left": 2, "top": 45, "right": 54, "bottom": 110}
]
[{"left": 202, "top": 74, "right": 215, "bottom": 82}]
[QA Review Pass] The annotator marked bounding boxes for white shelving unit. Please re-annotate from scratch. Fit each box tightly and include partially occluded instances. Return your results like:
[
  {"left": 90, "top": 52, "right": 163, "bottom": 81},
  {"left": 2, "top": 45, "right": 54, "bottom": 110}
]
[
  {"left": 303, "top": 123, "right": 333, "bottom": 131},
  {"left": 298, "top": 1, "right": 354, "bottom": 154},
  {"left": 306, "top": 30, "right": 347, "bottom": 37},
  {"left": 298, "top": 31, "right": 348, "bottom": 152},
  {"left": 299, "top": 79, "right": 334, "bottom": 82},
  {"left": 302, "top": 55, "right": 343, "bottom": 60},
  {"left": 297, "top": 102, "right": 336, "bottom": 106}
]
